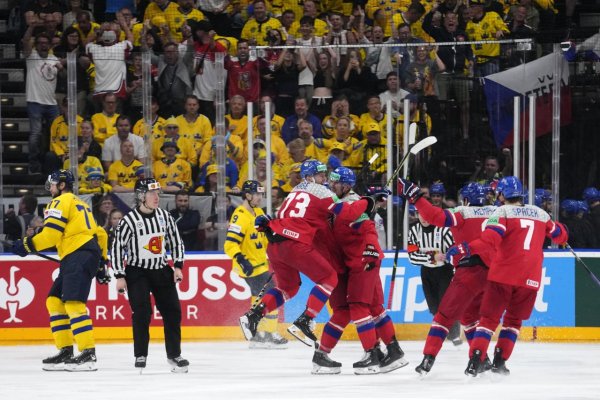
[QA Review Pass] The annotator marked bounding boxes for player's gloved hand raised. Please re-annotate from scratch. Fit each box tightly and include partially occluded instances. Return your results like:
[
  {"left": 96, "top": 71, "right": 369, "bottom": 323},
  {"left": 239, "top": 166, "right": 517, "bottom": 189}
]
[
  {"left": 254, "top": 214, "right": 272, "bottom": 232},
  {"left": 235, "top": 253, "right": 254, "bottom": 276},
  {"left": 362, "top": 244, "right": 381, "bottom": 271},
  {"left": 446, "top": 241, "right": 470, "bottom": 267},
  {"left": 10, "top": 237, "right": 35, "bottom": 258},
  {"left": 96, "top": 259, "right": 111, "bottom": 285},
  {"left": 397, "top": 178, "right": 423, "bottom": 204},
  {"left": 366, "top": 186, "right": 393, "bottom": 202}
]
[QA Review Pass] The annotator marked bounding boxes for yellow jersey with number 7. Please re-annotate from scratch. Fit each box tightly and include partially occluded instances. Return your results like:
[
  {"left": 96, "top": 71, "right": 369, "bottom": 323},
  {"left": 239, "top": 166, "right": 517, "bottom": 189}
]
[{"left": 32, "top": 193, "right": 108, "bottom": 259}]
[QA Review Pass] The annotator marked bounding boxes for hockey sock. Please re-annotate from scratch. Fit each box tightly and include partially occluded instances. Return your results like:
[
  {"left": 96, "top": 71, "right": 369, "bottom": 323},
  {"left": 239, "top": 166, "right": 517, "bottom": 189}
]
[
  {"left": 423, "top": 322, "right": 449, "bottom": 357},
  {"left": 320, "top": 309, "right": 350, "bottom": 353},
  {"left": 350, "top": 303, "right": 377, "bottom": 351},
  {"left": 470, "top": 326, "right": 494, "bottom": 359},
  {"left": 496, "top": 326, "right": 519, "bottom": 360},
  {"left": 64, "top": 301, "right": 95, "bottom": 351},
  {"left": 46, "top": 296, "right": 73, "bottom": 349},
  {"left": 372, "top": 309, "right": 396, "bottom": 345},
  {"left": 305, "top": 284, "right": 333, "bottom": 318},
  {"left": 462, "top": 321, "right": 479, "bottom": 346},
  {"left": 253, "top": 295, "right": 278, "bottom": 332},
  {"left": 260, "top": 288, "right": 287, "bottom": 315}
]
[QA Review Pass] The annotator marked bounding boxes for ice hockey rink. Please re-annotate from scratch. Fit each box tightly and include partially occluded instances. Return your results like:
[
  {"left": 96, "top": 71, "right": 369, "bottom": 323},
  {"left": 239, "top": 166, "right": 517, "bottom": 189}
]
[{"left": 0, "top": 340, "right": 598, "bottom": 400}]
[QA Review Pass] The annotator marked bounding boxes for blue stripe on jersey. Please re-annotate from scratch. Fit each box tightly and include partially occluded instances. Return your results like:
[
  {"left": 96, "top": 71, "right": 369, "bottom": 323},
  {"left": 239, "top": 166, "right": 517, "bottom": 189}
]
[
  {"left": 309, "top": 285, "right": 329, "bottom": 303},
  {"left": 49, "top": 314, "right": 69, "bottom": 322},
  {"left": 45, "top": 222, "right": 65, "bottom": 232},
  {"left": 323, "top": 323, "right": 343, "bottom": 339},
  {"left": 72, "top": 325, "right": 93, "bottom": 336},
  {"left": 443, "top": 209, "right": 454, "bottom": 227},
  {"left": 70, "top": 315, "right": 90, "bottom": 324},
  {"left": 47, "top": 215, "right": 68, "bottom": 223},
  {"left": 499, "top": 329, "right": 518, "bottom": 343},
  {"left": 428, "top": 326, "right": 448, "bottom": 339},
  {"left": 227, "top": 230, "right": 244, "bottom": 239},
  {"left": 225, "top": 237, "right": 241, "bottom": 244},
  {"left": 487, "top": 225, "right": 505, "bottom": 237},
  {"left": 51, "top": 324, "right": 71, "bottom": 333}
]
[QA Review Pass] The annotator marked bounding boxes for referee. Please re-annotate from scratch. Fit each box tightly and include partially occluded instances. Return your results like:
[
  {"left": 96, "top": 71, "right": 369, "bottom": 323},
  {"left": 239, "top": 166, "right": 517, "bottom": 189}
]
[
  {"left": 110, "top": 178, "right": 189, "bottom": 373},
  {"left": 407, "top": 210, "right": 462, "bottom": 345}
]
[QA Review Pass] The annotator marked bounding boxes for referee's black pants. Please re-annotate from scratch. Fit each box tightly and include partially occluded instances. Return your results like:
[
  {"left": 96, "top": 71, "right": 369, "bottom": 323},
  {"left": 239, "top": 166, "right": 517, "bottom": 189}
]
[
  {"left": 421, "top": 264, "right": 454, "bottom": 316},
  {"left": 125, "top": 266, "right": 182, "bottom": 359}
]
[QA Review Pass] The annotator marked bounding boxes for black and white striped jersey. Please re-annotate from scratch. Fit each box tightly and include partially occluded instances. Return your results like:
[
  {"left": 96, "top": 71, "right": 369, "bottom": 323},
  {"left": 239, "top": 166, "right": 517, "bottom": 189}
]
[
  {"left": 407, "top": 223, "right": 454, "bottom": 268},
  {"left": 110, "top": 207, "right": 185, "bottom": 275}
]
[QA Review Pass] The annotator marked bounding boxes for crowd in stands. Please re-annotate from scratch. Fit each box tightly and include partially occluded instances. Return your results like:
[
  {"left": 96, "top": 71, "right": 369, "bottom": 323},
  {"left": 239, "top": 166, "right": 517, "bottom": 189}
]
[{"left": 11, "top": 0, "right": 598, "bottom": 249}]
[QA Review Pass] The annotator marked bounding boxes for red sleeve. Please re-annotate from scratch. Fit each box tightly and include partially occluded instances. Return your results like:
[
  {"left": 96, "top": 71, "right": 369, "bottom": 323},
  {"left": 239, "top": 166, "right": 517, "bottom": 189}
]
[
  {"left": 329, "top": 198, "right": 369, "bottom": 224},
  {"left": 469, "top": 226, "right": 502, "bottom": 267},
  {"left": 415, "top": 197, "right": 459, "bottom": 228},
  {"left": 548, "top": 220, "right": 568, "bottom": 245}
]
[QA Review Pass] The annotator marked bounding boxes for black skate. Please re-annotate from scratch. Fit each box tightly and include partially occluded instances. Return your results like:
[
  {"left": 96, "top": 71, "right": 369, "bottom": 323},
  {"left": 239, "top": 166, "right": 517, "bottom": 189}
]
[
  {"left": 311, "top": 350, "right": 342, "bottom": 375},
  {"left": 491, "top": 348, "right": 510, "bottom": 376},
  {"left": 65, "top": 348, "right": 97, "bottom": 372},
  {"left": 265, "top": 332, "right": 288, "bottom": 349},
  {"left": 353, "top": 347, "right": 381, "bottom": 375},
  {"left": 380, "top": 339, "right": 409, "bottom": 373},
  {"left": 375, "top": 345, "right": 386, "bottom": 363},
  {"left": 135, "top": 356, "right": 146, "bottom": 374},
  {"left": 480, "top": 355, "right": 493, "bottom": 373},
  {"left": 168, "top": 356, "right": 189, "bottom": 373},
  {"left": 42, "top": 346, "right": 73, "bottom": 371},
  {"left": 465, "top": 349, "right": 483, "bottom": 377},
  {"left": 239, "top": 303, "right": 265, "bottom": 340},
  {"left": 287, "top": 312, "right": 317, "bottom": 347},
  {"left": 415, "top": 354, "right": 436, "bottom": 376}
]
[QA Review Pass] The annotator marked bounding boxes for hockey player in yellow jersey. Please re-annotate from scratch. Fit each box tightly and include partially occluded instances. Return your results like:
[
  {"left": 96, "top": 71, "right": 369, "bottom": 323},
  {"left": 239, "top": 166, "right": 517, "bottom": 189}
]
[
  {"left": 10, "top": 169, "right": 109, "bottom": 371},
  {"left": 224, "top": 180, "right": 288, "bottom": 349}
]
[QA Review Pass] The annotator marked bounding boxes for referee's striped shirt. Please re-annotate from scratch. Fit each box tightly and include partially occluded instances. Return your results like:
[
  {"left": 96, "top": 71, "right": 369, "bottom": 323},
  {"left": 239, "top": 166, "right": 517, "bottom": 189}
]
[
  {"left": 110, "top": 207, "right": 185, "bottom": 275},
  {"left": 407, "top": 223, "right": 454, "bottom": 268}
]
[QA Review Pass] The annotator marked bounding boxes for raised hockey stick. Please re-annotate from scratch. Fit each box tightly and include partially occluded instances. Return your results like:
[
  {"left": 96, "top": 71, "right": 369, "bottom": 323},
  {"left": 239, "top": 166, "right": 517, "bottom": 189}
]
[
  {"left": 0, "top": 239, "right": 60, "bottom": 263},
  {"left": 384, "top": 134, "right": 437, "bottom": 189},
  {"left": 565, "top": 244, "right": 600, "bottom": 288}
]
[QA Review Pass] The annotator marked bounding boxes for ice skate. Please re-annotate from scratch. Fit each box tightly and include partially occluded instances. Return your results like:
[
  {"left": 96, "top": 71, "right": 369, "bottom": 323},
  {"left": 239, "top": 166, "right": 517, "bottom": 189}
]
[
  {"left": 64, "top": 348, "right": 97, "bottom": 372},
  {"left": 379, "top": 339, "right": 409, "bottom": 373},
  {"left": 265, "top": 332, "right": 288, "bottom": 349},
  {"left": 491, "top": 348, "right": 510, "bottom": 376},
  {"left": 249, "top": 331, "right": 270, "bottom": 349},
  {"left": 287, "top": 312, "right": 317, "bottom": 347},
  {"left": 239, "top": 303, "right": 265, "bottom": 340},
  {"left": 353, "top": 348, "right": 380, "bottom": 375},
  {"left": 311, "top": 350, "right": 341, "bottom": 375},
  {"left": 135, "top": 356, "right": 146, "bottom": 374},
  {"left": 42, "top": 346, "right": 73, "bottom": 371},
  {"left": 480, "top": 355, "right": 493, "bottom": 373},
  {"left": 465, "top": 349, "right": 483, "bottom": 377},
  {"left": 415, "top": 354, "right": 435, "bottom": 377},
  {"left": 168, "top": 356, "right": 189, "bottom": 373}
]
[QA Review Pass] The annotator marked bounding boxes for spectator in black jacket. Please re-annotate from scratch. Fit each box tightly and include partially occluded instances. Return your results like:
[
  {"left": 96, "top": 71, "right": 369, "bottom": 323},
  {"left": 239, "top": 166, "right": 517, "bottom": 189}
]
[
  {"left": 170, "top": 191, "right": 202, "bottom": 251},
  {"left": 3, "top": 195, "right": 38, "bottom": 241}
]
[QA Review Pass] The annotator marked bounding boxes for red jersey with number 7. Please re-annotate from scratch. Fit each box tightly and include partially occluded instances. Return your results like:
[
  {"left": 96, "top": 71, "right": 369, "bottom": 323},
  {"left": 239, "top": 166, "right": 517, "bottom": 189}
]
[
  {"left": 469, "top": 204, "right": 568, "bottom": 290},
  {"left": 270, "top": 181, "right": 368, "bottom": 246}
]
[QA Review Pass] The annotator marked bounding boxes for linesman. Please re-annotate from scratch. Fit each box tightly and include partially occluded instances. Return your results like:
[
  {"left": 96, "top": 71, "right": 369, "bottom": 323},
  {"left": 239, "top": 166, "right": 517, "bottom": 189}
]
[
  {"left": 224, "top": 180, "right": 288, "bottom": 349},
  {"left": 10, "top": 169, "right": 109, "bottom": 371},
  {"left": 110, "top": 178, "right": 189, "bottom": 373}
]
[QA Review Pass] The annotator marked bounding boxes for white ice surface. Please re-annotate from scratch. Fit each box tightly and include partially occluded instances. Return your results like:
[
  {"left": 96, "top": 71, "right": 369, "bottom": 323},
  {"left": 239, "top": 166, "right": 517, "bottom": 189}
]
[{"left": 0, "top": 340, "right": 598, "bottom": 400}]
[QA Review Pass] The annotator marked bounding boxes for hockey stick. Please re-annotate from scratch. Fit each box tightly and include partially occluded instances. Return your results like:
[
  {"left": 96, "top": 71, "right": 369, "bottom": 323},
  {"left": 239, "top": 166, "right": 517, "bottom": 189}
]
[
  {"left": 384, "top": 134, "right": 437, "bottom": 189},
  {"left": 0, "top": 239, "right": 60, "bottom": 263},
  {"left": 250, "top": 272, "right": 274, "bottom": 310},
  {"left": 565, "top": 244, "right": 600, "bottom": 288}
]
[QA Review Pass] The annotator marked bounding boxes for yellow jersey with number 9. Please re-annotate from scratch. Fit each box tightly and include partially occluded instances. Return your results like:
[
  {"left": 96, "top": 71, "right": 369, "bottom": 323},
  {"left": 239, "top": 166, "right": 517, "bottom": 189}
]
[{"left": 32, "top": 192, "right": 108, "bottom": 259}]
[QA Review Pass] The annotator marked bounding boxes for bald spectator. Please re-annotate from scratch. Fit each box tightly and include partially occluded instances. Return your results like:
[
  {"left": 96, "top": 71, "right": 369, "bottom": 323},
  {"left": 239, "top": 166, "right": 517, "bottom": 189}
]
[{"left": 107, "top": 140, "right": 144, "bottom": 192}]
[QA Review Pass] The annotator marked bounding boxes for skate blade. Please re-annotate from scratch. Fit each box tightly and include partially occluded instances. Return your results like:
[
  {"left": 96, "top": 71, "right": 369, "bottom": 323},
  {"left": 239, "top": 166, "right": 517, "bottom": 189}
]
[
  {"left": 266, "top": 342, "right": 288, "bottom": 350},
  {"left": 311, "top": 364, "right": 341, "bottom": 375},
  {"left": 171, "top": 366, "right": 189, "bottom": 373},
  {"left": 42, "top": 363, "right": 66, "bottom": 371},
  {"left": 65, "top": 362, "right": 97, "bottom": 372},
  {"left": 416, "top": 369, "right": 430, "bottom": 380},
  {"left": 239, "top": 316, "right": 254, "bottom": 341},
  {"left": 353, "top": 365, "right": 380, "bottom": 375},
  {"left": 379, "top": 357, "right": 409, "bottom": 374},
  {"left": 137, "top": 367, "right": 145, "bottom": 375},
  {"left": 287, "top": 325, "right": 315, "bottom": 347},
  {"left": 249, "top": 342, "right": 271, "bottom": 350}
]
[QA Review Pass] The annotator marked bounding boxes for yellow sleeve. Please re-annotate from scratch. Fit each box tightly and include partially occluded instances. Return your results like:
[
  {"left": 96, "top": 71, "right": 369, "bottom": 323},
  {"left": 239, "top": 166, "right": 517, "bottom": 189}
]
[
  {"left": 95, "top": 225, "right": 108, "bottom": 259},
  {"left": 224, "top": 207, "right": 245, "bottom": 259},
  {"left": 31, "top": 204, "right": 65, "bottom": 252}
]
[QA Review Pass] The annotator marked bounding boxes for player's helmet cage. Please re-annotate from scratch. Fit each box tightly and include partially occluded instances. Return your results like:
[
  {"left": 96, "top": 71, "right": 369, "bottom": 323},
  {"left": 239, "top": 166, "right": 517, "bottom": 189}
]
[
  {"left": 300, "top": 160, "right": 327, "bottom": 179},
  {"left": 329, "top": 167, "right": 356, "bottom": 187},
  {"left": 45, "top": 169, "right": 75, "bottom": 191},
  {"left": 430, "top": 182, "right": 446, "bottom": 196},
  {"left": 241, "top": 180, "right": 265, "bottom": 196},
  {"left": 496, "top": 176, "right": 523, "bottom": 200},
  {"left": 135, "top": 178, "right": 161, "bottom": 203}
]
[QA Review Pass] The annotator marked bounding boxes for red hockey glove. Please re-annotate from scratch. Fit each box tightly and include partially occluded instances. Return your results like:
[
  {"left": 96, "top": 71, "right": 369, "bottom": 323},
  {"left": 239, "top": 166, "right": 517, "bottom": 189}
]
[
  {"left": 446, "top": 241, "right": 471, "bottom": 267},
  {"left": 397, "top": 178, "right": 423, "bottom": 204},
  {"left": 362, "top": 244, "right": 380, "bottom": 271}
]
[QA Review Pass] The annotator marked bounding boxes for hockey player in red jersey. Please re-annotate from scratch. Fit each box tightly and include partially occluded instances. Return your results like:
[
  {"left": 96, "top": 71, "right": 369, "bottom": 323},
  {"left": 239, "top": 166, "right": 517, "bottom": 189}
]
[
  {"left": 446, "top": 176, "right": 568, "bottom": 377},
  {"left": 398, "top": 178, "right": 497, "bottom": 376},
  {"left": 312, "top": 168, "right": 408, "bottom": 375},
  {"left": 239, "top": 160, "right": 377, "bottom": 346}
]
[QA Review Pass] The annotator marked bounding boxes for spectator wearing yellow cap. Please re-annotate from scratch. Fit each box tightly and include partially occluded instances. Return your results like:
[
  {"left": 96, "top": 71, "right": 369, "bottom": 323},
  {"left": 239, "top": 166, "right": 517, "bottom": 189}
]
[
  {"left": 358, "top": 95, "right": 390, "bottom": 140},
  {"left": 196, "top": 154, "right": 240, "bottom": 193},
  {"left": 152, "top": 117, "right": 198, "bottom": 166},
  {"left": 349, "top": 122, "right": 388, "bottom": 187},
  {"left": 280, "top": 162, "right": 303, "bottom": 194},
  {"left": 153, "top": 141, "right": 192, "bottom": 192}
]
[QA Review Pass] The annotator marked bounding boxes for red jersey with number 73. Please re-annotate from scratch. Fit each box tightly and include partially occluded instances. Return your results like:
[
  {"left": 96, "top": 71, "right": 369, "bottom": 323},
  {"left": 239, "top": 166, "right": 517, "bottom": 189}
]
[
  {"left": 270, "top": 181, "right": 368, "bottom": 246},
  {"left": 469, "top": 204, "right": 568, "bottom": 290}
]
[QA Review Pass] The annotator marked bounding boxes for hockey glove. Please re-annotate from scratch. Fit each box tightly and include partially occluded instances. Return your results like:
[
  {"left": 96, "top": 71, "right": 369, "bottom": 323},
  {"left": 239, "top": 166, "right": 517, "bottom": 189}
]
[
  {"left": 446, "top": 241, "right": 471, "bottom": 267},
  {"left": 397, "top": 178, "right": 423, "bottom": 204},
  {"left": 235, "top": 253, "right": 255, "bottom": 276},
  {"left": 10, "top": 237, "right": 35, "bottom": 258},
  {"left": 366, "top": 186, "right": 393, "bottom": 202},
  {"left": 254, "top": 214, "right": 272, "bottom": 232},
  {"left": 362, "top": 244, "right": 381, "bottom": 271},
  {"left": 96, "top": 259, "right": 111, "bottom": 285}
]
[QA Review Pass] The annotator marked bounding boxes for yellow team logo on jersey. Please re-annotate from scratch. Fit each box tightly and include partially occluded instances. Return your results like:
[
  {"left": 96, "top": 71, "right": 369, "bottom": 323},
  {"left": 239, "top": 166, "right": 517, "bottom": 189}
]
[{"left": 144, "top": 236, "right": 164, "bottom": 254}]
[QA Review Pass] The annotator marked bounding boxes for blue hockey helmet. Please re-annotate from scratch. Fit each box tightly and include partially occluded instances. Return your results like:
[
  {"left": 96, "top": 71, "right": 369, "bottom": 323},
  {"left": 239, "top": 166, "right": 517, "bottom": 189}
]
[
  {"left": 560, "top": 199, "right": 579, "bottom": 215},
  {"left": 329, "top": 167, "right": 356, "bottom": 187},
  {"left": 430, "top": 182, "right": 446, "bottom": 196},
  {"left": 534, "top": 193, "right": 544, "bottom": 207},
  {"left": 300, "top": 159, "right": 327, "bottom": 178},
  {"left": 465, "top": 184, "right": 487, "bottom": 206},
  {"left": 46, "top": 169, "right": 75, "bottom": 191},
  {"left": 241, "top": 180, "right": 265, "bottom": 195},
  {"left": 496, "top": 176, "right": 523, "bottom": 200},
  {"left": 578, "top": 200, "right": 589, "bottom": 214},
  {"left": 582, "top": 187, "right": 600, "bottom": 205}
]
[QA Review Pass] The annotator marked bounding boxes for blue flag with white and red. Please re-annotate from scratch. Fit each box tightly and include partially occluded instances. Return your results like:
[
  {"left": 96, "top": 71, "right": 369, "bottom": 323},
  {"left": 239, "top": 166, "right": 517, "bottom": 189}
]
[{"left": 483, "top": 52, "right": 572, "bottom": 148}]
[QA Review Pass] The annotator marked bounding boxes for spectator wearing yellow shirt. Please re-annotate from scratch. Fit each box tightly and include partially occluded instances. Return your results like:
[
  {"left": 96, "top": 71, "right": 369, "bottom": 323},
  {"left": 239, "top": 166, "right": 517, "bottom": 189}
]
[
  {"left": 164, "top": 0, "right": 206, "bottom": 43},
  {"left": 395, "top": 94, "right": 432, "bottom": 149},
  {"left": 358, "top": 95, "right": 390, "bottom": 141},
  {"left": 366, "top": 0, "right": 412, "bottom": 37},
  {"left": 107, "top": 140, "right": 144, "bottom": 192},
  {"left": 391, "top": 3, "right": 433, "bottom": 42},
  {"left": 226, "top": 95, "right": 250, "bottom": 150},
  {"left": 73, "top": 11, "right": 100, "bottom": 44},
  {"left": 241, "top": 0, "right": 284, "bottom": 46},
  {"left": 280, "top": 162, "right": 302, "bottom": 193},
  {"left": 198, "top": 119, "right": 245, "bottom": 168},
  {"left": 80, "top": 167, "right": 113, "bottom": 194},
  {"left": 63, "top": 138, "right": 104, "bottom": 187},
  {"left": 152, "top": 117, "right": 198, "bottom": 166},
  {"left": 254, "top": 115, "right": 291, "bottom": 166},
  {"left": 153, "top": 141, "right": 193, "bottom": 192},
  {"left": 133, "top": 98, "right": 166, "bottom": 140},
  {"left": 314, "top": 116, "right": 359, "bottom": 165},
  {"left": 144, "top": 0, "right": 179, "bottom": 26},
  {"left": 175, "top": 95, "right": 214, "bottom": 153},
  {"left": 321, "top": 96, "right": 360, "bottom": 139},
  {"left": 297, "top": 119, "right": 320, "bottom": 160},
  {"left": 91, "top": 93, "right": 119, "bottom": 146},
  {"left": 287, "top": 1, "right": 329, "bottom": 38},
  {"left": 47, "top": 98, "right": 83, "bottom": 171},
  {"left": 349, "top": 122, "right": 388, "bottom": 187},
  {"left": 253, "top": 95, "right": 286, "bottom": 139},
  {"left": 466, "top": 0, "right": 509, "bottom": 76}
]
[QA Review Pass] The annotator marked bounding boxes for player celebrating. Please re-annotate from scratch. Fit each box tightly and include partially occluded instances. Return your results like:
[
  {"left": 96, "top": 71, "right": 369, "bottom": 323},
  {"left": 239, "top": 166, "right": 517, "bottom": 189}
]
[
  {"left": 239, "top": 160, "right": 377, "bottom": 346},
  {"left": 224, "top": 180, "right": 288, "bottom": 349},
  {"left": 446, "top": 177, "right": 568, "bottom": 377},
  {"left": 10, "top": 169, "right": 109, "bottom": 371},
  {"left": 397, "top": 179, "right": 497, "bottom": 376},
  {"left": 313, "top": 167, "right": 408, "bottom": 375}
]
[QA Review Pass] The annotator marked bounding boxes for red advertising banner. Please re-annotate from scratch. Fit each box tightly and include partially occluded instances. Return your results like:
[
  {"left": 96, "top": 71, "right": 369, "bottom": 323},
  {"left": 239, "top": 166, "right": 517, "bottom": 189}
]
[{"left": 0, "top": 255, "right": 252, "bottom": 329}]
